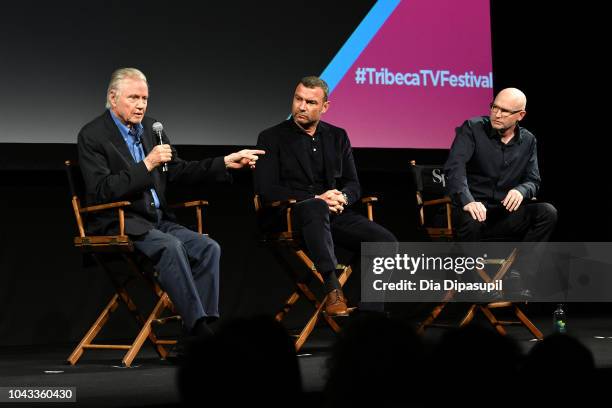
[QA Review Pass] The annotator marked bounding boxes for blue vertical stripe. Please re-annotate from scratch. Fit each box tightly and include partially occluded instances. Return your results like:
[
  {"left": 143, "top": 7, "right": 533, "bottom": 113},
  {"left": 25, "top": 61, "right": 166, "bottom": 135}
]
[{"left": 320, "top": 0, "right": 401, "bottom": 94}]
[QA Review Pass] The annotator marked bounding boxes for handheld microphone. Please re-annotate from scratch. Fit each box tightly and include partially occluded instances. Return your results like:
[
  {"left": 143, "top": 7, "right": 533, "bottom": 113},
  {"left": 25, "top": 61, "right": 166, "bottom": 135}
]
[{"left": 152, "top": 122, "right": 168, "bottom": 172}]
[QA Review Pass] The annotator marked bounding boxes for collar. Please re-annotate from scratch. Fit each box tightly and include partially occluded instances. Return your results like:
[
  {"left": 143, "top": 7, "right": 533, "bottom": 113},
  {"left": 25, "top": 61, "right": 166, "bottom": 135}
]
[
  {"left": 485, "top": 116, "right": 523, "bottom": 144},
  {"left": 109, "top": 109, "right": 144, "bottom": 142},
  {"left": 288, "top": 117, "right": 323, "bottom": 138}
]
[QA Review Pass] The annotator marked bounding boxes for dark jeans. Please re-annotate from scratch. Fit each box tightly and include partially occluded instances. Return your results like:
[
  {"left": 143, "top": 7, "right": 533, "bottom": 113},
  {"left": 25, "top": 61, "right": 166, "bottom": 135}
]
[{"left": 132, "top": 217, "right": 220, "bottom": 331}]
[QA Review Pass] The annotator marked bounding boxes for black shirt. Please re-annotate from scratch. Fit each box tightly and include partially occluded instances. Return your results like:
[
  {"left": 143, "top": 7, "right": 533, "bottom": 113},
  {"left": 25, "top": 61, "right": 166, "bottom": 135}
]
[
  {"left": 292, "top": 121, "right": 328, "bottom": 196},
  {"left": 444, "top": 116, "right": 541, "bottom": 208}
]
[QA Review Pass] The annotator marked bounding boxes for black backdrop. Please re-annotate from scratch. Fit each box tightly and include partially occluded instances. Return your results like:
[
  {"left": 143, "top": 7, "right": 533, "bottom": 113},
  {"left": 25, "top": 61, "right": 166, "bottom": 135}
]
[
  {"left": 0, "top": 1, "right": 607, "bottom": 346},
  {"left": 0, "top": 0, "right": 376, "bottom": 145}
]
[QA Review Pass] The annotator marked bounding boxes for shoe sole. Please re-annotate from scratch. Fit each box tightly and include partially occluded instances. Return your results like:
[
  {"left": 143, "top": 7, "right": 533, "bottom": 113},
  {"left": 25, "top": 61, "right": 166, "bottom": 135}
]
[{"left": 324, "top": 307, "right": 356, "bottom": 317}]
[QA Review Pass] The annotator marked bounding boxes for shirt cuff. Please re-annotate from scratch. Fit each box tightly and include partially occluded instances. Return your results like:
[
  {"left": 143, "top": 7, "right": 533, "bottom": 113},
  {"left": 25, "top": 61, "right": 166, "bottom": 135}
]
[{"left": 456, "top": 191, "right": 475, "bottom": 207}]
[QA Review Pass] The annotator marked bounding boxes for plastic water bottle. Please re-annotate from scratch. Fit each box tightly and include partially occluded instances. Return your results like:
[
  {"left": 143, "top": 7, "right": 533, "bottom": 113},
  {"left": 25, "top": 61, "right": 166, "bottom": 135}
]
[{"left": 553, "top": 304, "right": 567, "bottom": 333}]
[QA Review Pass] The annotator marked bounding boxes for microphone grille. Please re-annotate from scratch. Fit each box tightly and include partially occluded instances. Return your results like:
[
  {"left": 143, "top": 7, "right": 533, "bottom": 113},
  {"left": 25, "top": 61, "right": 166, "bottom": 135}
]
[{"left": 152, "top": 122, "right": 164, "bottom": 133}]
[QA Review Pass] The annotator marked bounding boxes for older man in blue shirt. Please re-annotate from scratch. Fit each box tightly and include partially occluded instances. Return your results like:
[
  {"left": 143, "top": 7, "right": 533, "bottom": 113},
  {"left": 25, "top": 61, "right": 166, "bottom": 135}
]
[{"left": 78, "top": 67, "right": 264, "bottom": 337}]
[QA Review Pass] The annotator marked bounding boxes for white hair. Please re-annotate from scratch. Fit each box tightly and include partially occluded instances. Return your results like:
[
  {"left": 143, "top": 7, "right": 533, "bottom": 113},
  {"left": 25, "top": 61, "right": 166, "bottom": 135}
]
[{"left": 105, "top": 68, "right": 147, "bottom": 109}]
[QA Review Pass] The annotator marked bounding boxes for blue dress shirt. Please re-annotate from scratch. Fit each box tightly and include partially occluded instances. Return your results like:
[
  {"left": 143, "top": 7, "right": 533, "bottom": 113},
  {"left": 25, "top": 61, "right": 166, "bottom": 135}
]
[{"left": 109, "top": 110, "right": 161, "bottom": 208}]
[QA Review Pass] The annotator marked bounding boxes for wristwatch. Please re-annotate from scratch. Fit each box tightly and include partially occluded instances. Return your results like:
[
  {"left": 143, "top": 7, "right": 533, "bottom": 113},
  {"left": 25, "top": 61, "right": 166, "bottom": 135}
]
[{"left": 342, "top": 192, "right": 349, "bottom": 205}]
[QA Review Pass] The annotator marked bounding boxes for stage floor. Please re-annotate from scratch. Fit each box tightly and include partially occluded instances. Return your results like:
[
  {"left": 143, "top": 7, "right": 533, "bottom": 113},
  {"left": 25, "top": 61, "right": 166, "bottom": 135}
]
[{"left": 1, "top": 315, "right": 612, "bottom": 407}]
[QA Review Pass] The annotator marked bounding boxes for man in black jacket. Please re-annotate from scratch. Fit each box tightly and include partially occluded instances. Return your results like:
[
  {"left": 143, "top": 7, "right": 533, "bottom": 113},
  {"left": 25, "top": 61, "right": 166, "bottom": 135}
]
[
  {"left": 255, "top": 76, "right": 396, "bottom": 316},
  {"left": 78, "top": 67, "right": 263, "bottom": 337}
]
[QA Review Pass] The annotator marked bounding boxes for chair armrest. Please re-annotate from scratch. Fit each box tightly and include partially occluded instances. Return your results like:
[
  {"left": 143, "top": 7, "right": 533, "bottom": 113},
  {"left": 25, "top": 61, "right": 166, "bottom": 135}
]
[
  {"left": 76, "top": 201, "right": 131, "bottom": 237},
  {"left": 419, "top": 196, "right": 452, "bottom": 233},
  {"left": 79, "top": 201, "right": 131, "bottom": 213},
  {"left": 361, "top": 196, "right": 378, "bottom": 204},
  {"left": 168, "top": 200, "right": 209, "bottom": 209},
  {"left": 258, "top": 199, "right": 298, "bottom": 234},
  {"left": 168, "top": 200, "right": 209, "bottom": 234},
  {"left": 360, "top": 196, "right": 378, "bottom": 221},
  {"left": 422, "top": 197, "right": 451, "bottom": 206},
  {"left": 266, "top": 199, "right": 297, "bottom": 208}
]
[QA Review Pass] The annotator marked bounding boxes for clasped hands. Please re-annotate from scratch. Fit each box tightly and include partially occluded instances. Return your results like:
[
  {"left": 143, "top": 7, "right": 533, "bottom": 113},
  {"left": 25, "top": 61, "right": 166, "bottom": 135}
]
[{"left": 315, "top": 189, "right": 347, "bottom": 214}]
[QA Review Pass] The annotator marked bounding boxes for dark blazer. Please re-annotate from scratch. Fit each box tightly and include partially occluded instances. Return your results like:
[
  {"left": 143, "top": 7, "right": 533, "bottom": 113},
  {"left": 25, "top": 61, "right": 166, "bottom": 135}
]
[
  {"left": 77, "top": 111, "right": 229, "bottom": 235},
  {"left": 255, "top": 119, "right": 360, "bottom": 205}
]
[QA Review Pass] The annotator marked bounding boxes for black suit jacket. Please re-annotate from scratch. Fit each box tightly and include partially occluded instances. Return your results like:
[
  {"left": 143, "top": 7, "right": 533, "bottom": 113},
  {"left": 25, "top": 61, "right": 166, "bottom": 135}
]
[
  {"left": 77, "top": 111, "right": 230, "bottom": 235},
  {"left": 255, "top": 119, "right": 361, "bottom": 206}
]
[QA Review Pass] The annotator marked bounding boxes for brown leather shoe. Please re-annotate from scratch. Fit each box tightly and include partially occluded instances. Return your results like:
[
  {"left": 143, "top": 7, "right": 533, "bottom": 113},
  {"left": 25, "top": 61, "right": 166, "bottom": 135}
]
[{"left": 325, "top": 289, "right": 349, "bottom": 317}]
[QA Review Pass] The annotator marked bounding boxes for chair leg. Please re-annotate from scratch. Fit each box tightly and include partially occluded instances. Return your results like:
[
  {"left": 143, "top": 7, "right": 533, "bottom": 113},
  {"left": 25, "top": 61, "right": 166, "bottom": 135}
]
[
  {"left": 67, "top": 294, "right": 120, "bottom": 365},
  {"left": 416, "top": 289, "right": 456, "bottom": 334},
  {"left": 114, "top": 286, "right": 172, "bottom": 360},
  {"left": 275, "top": 291, "right": 301, "bottom": 322},
  {"left": 337, "top": 265, "right": 352, "bottom": 286},
  {"left": 70, "top": 282, "right": 176, "bottom": 367},
  {"left": 71, "top": 254, "right": 179, "bottom": 366},
  {"left": 297, "top": 283, "right": 341, "bottom": 333},
  {"left": 294, "top": 266, "right": 355, "bottom": 343},
  {"left": 459, "top": 304, "right": 479, "bottom": 327},
  {"left": 514, "top": 304, "right": 544, "bottom": 340},
  {"left": 278, "top": 250, "right": 356, "bottom": 350},
  {"left": 294, "top": 297, "right": 327, "bottom": 352},
  {"left": 122, "top": 293, "right": 172, "bottom": 367},
  {"left": 416, "top": 302, "right": 449, "bottom": 335},
  {"left": 479, "top": 305, "right": 508, "bottom": 336},
  {"left": 295, "top": 261, "right": 353, "bottom": 350}
]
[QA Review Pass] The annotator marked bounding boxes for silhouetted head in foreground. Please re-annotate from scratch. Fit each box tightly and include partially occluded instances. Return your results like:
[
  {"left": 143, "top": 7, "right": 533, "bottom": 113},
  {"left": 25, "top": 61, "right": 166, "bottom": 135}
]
[
  {"left": 325, "top": 313, "right": 424, "bottom": 407},
  {"left": 178, "top": 315, "right": 301, "bottom": 407}
]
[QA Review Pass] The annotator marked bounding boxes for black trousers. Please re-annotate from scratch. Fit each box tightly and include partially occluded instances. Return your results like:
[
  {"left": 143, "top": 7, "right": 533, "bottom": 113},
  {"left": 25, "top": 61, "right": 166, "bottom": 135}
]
[
  {"left": 452, "top": 201, "right": 558, "bottom": 242},
  {"left": 291, "top": 198, "right": 397, "bottom": 275},
  {"left": 452, "top": 201, "right": 558, "bottom": 290}
]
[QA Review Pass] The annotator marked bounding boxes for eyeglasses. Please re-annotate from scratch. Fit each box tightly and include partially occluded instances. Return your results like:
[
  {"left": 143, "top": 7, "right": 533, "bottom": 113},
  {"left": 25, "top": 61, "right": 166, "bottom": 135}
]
[{"left": 490, "top": 103, "right": 523, "bottom": 117}]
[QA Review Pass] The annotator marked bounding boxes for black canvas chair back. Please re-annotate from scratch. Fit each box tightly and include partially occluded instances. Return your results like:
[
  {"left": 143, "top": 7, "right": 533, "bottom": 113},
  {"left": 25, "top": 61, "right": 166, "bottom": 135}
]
[{"left": 410, "top": 161, "right": 453, "bottom": 240}]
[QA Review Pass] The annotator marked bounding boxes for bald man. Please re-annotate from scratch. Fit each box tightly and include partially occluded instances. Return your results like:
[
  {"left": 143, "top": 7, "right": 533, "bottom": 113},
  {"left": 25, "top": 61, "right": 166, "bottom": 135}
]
[{"left": 444, "top": 88, "right": 557, "bottom": 243}]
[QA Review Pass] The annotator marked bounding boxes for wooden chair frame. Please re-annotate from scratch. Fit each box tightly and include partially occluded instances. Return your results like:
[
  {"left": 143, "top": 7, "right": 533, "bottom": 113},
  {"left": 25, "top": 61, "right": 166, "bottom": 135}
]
[
  {"left": 410, "top": 161, "right": 542, "bottom": 340},
  {"left": 254, "top": 195, "right": 378, "bottom": 351},
  {"left": 65, "top": 160, "right": 209, "bottom": 367},
  {"left": 417, "top": 248, "right": 543, "bottom": 339}
]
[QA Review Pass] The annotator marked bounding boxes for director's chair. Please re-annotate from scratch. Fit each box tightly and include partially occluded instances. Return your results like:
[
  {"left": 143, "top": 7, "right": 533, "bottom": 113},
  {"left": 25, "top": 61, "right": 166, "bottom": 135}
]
[
  {"left": 410, "top": 161, "right": 542, "bottom": 339},
  {"left": 64, "top": 160, "right": 209, "bottom": 367},
  {"left": 460, "top": 248, "right": 543, "bottom": 339},
  {"left": 417, "top": 248, "right": 542, "bottom": 339},
  {"left": 254, "top": 195, "right": 378, "bottom": 351}
]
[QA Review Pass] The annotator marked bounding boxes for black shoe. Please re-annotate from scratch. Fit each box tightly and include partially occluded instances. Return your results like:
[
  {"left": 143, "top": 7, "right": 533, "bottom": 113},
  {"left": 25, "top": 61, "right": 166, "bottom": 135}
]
[
  {"left": 166, "top": 334, "right": 196, "bottom": 364},
  {"left": 518, "top": 289, "right": 533, "bottom": 300},
  {"left": 191, "top": 318, "right": 214, "bottom": 338},
  {"left": 503, "top": 288, "right": 533, "bottom": 302},
  {"left": 475, "top": 288, "right": 504, "bottom": 303},
  {"left": 502, "top": 270, "right": 534, "bottom": 300},
  {"left": 504, "top": 270, "right": 522, "bottom": 292}
]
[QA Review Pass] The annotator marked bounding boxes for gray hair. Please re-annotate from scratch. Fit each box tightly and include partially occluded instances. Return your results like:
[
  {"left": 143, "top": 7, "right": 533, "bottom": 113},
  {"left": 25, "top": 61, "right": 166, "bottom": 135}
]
[
  {"left": 105, "top": 68, "right": 147, "bottom": 109},
  {"left": 299, "top": 76, "right": 329, "bottom": 101}
]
